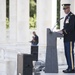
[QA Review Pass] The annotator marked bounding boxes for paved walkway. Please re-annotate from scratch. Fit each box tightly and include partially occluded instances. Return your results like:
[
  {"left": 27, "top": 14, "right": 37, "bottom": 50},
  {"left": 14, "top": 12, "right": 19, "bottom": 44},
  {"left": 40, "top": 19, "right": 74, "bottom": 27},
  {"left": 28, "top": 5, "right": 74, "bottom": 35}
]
[
  {"left": 33, "top": 65, "right": 75, "bottom": 75},
  {"left": 0, "top": 43, "right": 75, "bottom": 75}
]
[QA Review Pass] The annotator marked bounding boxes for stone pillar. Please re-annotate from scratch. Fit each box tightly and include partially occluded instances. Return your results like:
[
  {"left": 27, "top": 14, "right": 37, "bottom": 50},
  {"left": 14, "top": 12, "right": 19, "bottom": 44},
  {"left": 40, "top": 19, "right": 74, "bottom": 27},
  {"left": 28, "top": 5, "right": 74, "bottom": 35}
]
[
  {"left": 0, "top": 0, "right": 6, "bottom": 43},
  {"left": 51, "top": 0, "right": 57, "bottom": 31},
  {"left": 9, "top": 0, "right": 17, "bottom": 43},
  {"left": 74, "top": 0, "right": 75, "bottom": 14},
  {"left": 37, "top": 0, "right": 57, "bottom": 61},
  {"left": 37, "top": 0, "right": 47, "bottom": 46},
  {"left": 37, "top": 0, "right": 57, "bottom": 46},
  {"left": 17, "top": 0, "right": 29, "bottom": 43},
  {"left": 74, "top": 0, "right": 75, "bottom": 13},
  {"left": 70, "top": 0, "right": 75, "bottom": 13}
]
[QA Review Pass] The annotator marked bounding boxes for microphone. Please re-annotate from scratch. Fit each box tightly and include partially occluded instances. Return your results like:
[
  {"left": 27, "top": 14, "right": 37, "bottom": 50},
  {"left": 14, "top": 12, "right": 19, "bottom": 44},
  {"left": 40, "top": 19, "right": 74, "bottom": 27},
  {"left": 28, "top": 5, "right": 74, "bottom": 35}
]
[
  {"left": 57, "top": 17, "right": 64, "bottom": 23},
  {"left": 51, "top": 17, "right": 64, "bottom": 31}
]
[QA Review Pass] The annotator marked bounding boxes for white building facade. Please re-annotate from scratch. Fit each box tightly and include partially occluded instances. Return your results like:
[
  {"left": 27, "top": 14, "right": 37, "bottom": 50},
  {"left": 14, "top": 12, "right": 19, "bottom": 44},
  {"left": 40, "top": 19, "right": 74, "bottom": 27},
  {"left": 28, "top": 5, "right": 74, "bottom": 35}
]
[{"left": 0, "top": 0, "right": 75, "bottom": 75}]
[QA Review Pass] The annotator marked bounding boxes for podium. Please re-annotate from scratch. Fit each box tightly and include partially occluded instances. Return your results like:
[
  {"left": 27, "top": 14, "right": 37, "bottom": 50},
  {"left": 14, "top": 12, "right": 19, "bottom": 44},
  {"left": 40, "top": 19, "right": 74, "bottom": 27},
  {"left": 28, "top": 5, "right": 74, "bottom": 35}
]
[
  {"left": 31, "top": 46, "right": 38, "bottom": 61},
  {"left": 45, "top": 28, "right": 63, "bottom": 73},
  {"left": 17, "top": 54, "right": 33, "bottom": 75}
]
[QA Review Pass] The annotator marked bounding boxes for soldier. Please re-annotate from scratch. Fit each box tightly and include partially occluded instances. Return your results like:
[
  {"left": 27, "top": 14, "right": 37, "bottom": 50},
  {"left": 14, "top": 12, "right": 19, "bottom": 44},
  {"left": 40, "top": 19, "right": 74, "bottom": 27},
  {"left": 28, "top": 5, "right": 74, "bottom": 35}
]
[{"left": 58, "top": 4, "right": 75, "bottom": 73}]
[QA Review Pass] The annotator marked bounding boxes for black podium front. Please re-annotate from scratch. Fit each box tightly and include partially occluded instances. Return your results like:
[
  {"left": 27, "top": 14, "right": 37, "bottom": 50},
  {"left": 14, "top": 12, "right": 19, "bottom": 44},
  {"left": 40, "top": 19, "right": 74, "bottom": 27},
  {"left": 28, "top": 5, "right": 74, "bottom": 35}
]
[
  {"left": 31, "top": 46, "right": 38, "bottom": 61},
  {"left": 17, "top": 54, "right": 33, "bottom": 75}
]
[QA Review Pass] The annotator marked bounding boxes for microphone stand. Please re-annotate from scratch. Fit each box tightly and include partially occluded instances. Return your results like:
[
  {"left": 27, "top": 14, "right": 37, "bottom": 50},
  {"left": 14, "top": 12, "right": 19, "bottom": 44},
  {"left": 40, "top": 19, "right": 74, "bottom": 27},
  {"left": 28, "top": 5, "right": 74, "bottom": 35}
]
[{"left": 49, "top": 17, "right": 64, "bottom": 33}]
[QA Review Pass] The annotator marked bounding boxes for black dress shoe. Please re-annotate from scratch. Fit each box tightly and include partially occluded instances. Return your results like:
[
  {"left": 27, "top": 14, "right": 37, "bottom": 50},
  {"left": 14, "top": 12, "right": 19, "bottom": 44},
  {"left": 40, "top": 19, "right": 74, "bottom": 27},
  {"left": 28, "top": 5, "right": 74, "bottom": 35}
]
[
  {"left": 63, "top": 69, "right": 68, "bottom": 73},
  {"left": 63, "top": 69, "right": 75, "bottom": 73}
]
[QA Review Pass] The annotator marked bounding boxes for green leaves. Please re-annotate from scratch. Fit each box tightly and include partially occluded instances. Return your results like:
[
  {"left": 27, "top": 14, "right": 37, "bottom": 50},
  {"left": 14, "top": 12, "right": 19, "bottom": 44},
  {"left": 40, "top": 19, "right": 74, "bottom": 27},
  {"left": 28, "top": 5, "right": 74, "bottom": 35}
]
[
  {"left": 30, "top": 0, "right": 36, "bottom": 29},
  {"left": 57, "top": 0, "right": 60, "bottom": 29},
  {"left": 29, "top": 14, "right": 36, "bottom": 28},
  {"left": 6, "top": 17, "right": 9, "bottom": 29}
]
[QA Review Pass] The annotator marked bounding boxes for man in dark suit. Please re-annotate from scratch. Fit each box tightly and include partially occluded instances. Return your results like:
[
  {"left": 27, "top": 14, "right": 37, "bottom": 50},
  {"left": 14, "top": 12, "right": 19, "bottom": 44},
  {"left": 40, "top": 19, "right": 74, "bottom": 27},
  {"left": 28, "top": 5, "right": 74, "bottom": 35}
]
[
  {"left": 58, "top": 4, "right": 75, "bottom": 73},
  {"left": 30, "top": 31, "right": 39, "bottom": 45},
  {"left": 30, "top": 31, "right": 39, "bottom": 61}
]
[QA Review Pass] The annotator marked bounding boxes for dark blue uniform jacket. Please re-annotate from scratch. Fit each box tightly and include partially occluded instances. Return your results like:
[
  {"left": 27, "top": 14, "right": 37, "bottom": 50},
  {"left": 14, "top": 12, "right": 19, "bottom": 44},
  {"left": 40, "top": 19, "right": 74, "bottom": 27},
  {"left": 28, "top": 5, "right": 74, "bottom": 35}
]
[{"left": 62, "top": 12, "right": 75, "bottom": 42}]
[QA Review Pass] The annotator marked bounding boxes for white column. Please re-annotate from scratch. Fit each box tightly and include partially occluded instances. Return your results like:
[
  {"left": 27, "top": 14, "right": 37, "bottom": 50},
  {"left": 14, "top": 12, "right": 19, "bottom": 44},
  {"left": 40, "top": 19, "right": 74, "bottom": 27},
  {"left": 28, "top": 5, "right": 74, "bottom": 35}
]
[
  {"left": 9, "top": 0, "right": 17, "bottom": 43},
  {"left": 0, "top": 0, "right": 6, "bottom": 43},
  {"left": 74, "top": 0, "right": 75, "bottom": 13},
  {"left": 37, "top": 0, "right": 57, "bottom": 46},
  {"left": 70, "top": 0, "right": 75, "bottom": 14},
  {"left": 60, "top": 0, "right": 64, "bottom": 30},
  {"left": 37, "top": 0, "right": 47, "bottom": 46},
  {"left": 52, "top": 0, "right": 57, "bottom": 31},
  {"left": 17, "top": 0, "right": 29, "bottom": 43}
]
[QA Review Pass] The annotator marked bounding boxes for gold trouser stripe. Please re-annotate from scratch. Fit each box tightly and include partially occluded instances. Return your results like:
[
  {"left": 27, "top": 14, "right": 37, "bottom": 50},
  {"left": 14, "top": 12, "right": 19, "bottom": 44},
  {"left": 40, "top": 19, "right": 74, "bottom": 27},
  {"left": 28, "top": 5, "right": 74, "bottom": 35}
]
[{"left": 70, "top": 42, "right": 74, "bottom": 70}]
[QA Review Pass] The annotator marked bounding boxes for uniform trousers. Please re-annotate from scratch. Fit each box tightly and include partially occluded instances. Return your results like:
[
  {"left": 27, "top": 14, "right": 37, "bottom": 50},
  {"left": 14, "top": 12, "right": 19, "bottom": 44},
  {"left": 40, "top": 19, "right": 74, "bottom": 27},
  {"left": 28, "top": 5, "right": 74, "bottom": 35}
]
[{"left": 64, "top": 41, "right": 74, "bottom": 70}]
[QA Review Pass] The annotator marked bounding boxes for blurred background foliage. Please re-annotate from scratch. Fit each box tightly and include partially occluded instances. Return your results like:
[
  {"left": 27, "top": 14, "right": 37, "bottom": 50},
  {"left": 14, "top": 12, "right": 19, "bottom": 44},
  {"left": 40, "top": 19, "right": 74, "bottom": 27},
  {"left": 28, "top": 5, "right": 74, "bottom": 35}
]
[
  {"left": 6, "top": 0, "right": 9, "bottom": 29},
  {"left": 57, "top": 0, "right": 60, "bottom": 29},
  {"left": 29, "top": 0, "right": 36, "bottom": 29},
  {"left": 6, "top": 17, "right": 9, "bottom": 29}
]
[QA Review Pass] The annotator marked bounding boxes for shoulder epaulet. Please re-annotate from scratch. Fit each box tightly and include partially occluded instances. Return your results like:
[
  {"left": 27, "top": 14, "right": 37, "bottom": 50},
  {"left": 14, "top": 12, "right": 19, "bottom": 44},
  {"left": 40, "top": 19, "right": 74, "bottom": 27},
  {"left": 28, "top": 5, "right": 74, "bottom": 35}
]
[
  {"left": 68, "top": 13, "right": 74, "bottom": 19},
  {"left": 69, "top": 13, "right": 74, "bottom": 17},
  {"left": 71, "top": 13, "right": 73, "bottom": 15}
]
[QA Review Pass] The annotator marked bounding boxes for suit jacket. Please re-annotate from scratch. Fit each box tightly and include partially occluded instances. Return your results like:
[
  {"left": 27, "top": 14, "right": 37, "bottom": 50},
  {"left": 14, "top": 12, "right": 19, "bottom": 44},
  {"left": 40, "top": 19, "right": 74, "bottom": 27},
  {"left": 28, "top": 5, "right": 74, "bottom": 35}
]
[
  {"left": 31, "top": 35, "right": 39, "bottom": 45},
  {"left": 62, "top": 12, "right": 75, "bottom": 42},
  {"left": 34, "top": 34, "right": 39, "bottom": 45}
]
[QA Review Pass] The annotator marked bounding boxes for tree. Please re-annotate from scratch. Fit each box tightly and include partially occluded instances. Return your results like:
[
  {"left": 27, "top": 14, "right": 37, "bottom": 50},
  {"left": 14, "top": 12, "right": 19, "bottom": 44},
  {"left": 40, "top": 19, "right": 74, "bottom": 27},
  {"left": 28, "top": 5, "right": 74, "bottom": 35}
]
[
  {"left": 29, "top": 0, "right": 36, "bottom": 29},
  {"left": 57, "top": 0, "right": 60, "bottom": 29},
  {"left": 6, "top": 17, "right": 9, "bottom": 29},
  {"left": 6, "top": 0, "right": 9, "bottom": 29}
]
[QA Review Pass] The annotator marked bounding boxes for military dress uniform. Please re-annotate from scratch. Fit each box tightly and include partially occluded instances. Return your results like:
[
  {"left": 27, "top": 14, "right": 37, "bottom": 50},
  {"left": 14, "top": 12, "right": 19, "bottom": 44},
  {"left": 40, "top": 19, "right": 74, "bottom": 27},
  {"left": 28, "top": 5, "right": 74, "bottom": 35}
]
[{"left": 62, "top": 12, "right": 75, "bottom": 72}]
